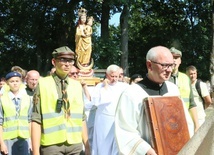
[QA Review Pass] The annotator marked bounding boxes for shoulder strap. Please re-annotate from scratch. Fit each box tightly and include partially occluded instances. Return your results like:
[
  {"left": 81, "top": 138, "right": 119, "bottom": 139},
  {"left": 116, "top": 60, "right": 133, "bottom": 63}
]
[
  {"left": 195, "top": 79, "right": 201, "bottom": 96},
  {"left": 195, "top": 79, "right": 205, "bottom": 109}
]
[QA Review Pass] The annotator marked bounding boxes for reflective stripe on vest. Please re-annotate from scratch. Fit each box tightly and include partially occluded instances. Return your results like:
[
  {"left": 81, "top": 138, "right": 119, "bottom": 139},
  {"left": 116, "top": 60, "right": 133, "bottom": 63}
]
[
  {"left": 1, "top": 94, "right": 30, "bottom": 140},
  {"left": 39, "top": 77, "right": 84, "bottom": 146},
  {"left": 178, "top": 72, "right": 191, "bottom": 109}
]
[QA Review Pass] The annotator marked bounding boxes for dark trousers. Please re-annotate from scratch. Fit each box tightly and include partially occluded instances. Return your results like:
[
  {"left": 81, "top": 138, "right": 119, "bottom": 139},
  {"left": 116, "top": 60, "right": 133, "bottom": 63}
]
[
  {"left": 0, "top": 138, "right": 30, "bottom": 155},
  {"left": 40, "top": 142, "right": 82, "bottom": 155}
]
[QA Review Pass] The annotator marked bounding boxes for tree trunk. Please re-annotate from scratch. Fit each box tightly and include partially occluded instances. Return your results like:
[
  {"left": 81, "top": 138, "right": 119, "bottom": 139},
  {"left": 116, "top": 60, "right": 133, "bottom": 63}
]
[
  {"left": 210, "top": 0, "right": 214, "bottom": 87},
  {"left": 101, "top": 1, "right": 110, "bottom": 41},
  {"left": 120, "top": 4, "right": 129, "bottom": 76}
]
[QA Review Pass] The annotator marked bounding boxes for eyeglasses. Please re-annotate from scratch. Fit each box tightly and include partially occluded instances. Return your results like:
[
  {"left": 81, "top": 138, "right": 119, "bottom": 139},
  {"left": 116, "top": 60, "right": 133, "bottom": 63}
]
[
  {"left": 151, "top": 61, "right": 175, "bottom": 70},
  {"left": 56, "top": 58, "right": 75, "bottom": 65},
  {"left": 69, "top": 72, "right": 78, "bottom": 76},
  {"left": 28, "top": 79, "right": 38, "bottom": 82}
]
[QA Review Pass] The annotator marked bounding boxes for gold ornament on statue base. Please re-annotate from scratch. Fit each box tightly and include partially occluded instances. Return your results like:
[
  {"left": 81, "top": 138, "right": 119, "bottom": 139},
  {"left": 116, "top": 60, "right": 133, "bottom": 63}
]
[{"left": 76, "top": 58, "right": 94, "bottom": 77}]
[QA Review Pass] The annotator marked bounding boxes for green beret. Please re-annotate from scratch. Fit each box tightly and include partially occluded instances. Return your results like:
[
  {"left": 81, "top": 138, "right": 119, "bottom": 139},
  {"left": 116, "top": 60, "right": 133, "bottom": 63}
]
[
  {"left": 170, "top": 47, "right": 182, "bottom": 57},
  {"left": 52, "top": 46, "right": 75, "bottom": 58}
]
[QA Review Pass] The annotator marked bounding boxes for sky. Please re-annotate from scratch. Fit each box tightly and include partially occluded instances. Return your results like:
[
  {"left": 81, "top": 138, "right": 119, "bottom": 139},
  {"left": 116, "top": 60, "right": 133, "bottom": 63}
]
[
  {"left": 109, "top": 13, "right": 120, "bottom": 26},
  {"left": 96, "top": 13, "right": 120, "bottom": 35}
]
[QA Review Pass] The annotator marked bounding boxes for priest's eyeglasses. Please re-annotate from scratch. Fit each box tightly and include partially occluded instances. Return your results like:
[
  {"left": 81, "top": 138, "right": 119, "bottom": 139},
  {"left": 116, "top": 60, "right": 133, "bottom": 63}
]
[
  {"left": 70, "top": 72, "right": 78, "bottom": 76},
  {"left": 151, "top": 61, "right": 175, "bottom": 70},
  {"left": 56, "top": 58, "right": 75, "bottom": 65}
]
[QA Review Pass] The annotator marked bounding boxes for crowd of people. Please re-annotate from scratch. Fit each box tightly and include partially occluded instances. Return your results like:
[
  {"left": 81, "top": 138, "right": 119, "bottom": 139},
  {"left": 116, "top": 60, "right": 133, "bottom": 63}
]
[{"left": 0, "top": 45, "right": 212, "bottom": 155}]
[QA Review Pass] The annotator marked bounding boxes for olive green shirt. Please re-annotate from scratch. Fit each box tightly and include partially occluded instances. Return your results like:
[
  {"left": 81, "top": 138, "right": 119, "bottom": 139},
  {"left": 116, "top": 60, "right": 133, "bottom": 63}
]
[{"left": 31, "top": 73, "right": 86, "bottom": 124}]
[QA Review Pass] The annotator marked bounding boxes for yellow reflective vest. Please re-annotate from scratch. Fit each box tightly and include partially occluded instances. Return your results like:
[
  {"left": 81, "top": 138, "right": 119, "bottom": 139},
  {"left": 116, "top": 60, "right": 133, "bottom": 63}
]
[
  {"left": 178, "top": 72, "right": 191, "bottom": 109},
  {"left": 1, "top": 94, "right": 31, "bottom": 140},
  {"left": 39, "top": 76, "right": 84, "bottom": 146}
]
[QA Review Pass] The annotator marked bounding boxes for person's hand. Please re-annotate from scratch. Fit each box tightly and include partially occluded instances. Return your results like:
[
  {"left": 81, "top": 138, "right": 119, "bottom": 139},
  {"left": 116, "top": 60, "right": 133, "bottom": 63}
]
[
  {"left": 194, "top": 125, "right": 200, "bottom": 133},
  {"left": 81, "top": 80, "right": 87, "bottom": 87},
  {"left": 29, "top": 139, "right": 32, "bottom": 151},
  {"left": 84, "top": 146, "right": 91, "bottom": 155},
  {"left": 83, "top": 140, "right": 91, "bottom": 155},
  {"left": 146, "top": 148, "right": 157, "bottom": 155},
  {"left": 0, "top": 142, "right": 8, "bottom": 155},
  {"left": 103, "top": 79, "right": 110, "bottom": 89}
]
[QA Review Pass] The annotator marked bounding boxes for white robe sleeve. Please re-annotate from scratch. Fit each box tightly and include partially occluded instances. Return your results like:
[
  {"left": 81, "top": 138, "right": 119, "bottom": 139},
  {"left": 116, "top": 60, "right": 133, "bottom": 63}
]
[{"left": 91, "top": 83, "right": 112, "bottom": 107}]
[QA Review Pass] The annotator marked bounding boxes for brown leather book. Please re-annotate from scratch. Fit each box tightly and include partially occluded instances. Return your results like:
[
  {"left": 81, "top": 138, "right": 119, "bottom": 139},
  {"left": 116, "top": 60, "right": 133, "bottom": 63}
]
[{"left": 144, "top": 96, "right": 190, "bottom": 155}]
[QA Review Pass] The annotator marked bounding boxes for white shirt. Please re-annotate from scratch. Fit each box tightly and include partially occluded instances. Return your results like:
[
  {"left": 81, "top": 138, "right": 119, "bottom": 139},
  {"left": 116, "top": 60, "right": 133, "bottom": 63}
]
[{"left": 192, "top": 80, "right": 210, "bottom": 123}]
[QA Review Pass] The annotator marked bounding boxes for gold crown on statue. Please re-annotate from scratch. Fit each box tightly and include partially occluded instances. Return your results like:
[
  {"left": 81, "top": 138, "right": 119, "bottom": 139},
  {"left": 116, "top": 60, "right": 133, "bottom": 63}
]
[{"left": 78, "top": 7, "right": 87, "bottom": 17}]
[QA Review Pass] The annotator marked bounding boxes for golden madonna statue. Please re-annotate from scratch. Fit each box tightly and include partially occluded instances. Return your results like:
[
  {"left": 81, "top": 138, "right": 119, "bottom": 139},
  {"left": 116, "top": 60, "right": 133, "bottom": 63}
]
[{"left": 75, "top": 8, "right": 94, "bottom": 69}]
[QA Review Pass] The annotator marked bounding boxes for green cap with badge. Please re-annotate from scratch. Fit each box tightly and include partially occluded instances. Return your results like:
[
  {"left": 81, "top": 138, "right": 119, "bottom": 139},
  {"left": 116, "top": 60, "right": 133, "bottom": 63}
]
[
  {"left": 170, "top": 47, "right": 182, "bottom": 57},
  {"left": 52, "top": 46, "right": 75, "bottom": 59}
]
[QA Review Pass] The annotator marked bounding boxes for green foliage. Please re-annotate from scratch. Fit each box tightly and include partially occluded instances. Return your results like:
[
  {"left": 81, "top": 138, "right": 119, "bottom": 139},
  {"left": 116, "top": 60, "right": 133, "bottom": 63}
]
[
  {"left": 92, "top": 25, "right": 121, "bottom": 69},
  {"left": 0, "top": 0, "right": 212, "bottom": 80},
  {"left": 127, "top": 0, "right": 212, "bottom": 79},
  {"left": 0, "top": 0, "right": 80, "bottom": 76}
]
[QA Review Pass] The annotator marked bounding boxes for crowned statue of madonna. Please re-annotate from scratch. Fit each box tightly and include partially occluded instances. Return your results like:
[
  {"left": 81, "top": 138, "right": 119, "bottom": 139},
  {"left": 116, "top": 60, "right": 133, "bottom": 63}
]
[{"left": 75, "top": 7, "right": 94, "bottom": 77}]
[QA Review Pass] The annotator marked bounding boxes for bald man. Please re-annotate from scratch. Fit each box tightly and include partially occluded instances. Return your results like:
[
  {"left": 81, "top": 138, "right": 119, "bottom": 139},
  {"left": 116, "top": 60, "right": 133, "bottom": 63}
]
[
  {"left": 115, "top": 46, "right": 194, "bottom": 155},
  {"left": 25, "top": 70, "right": 40, "bottom": 96}
]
